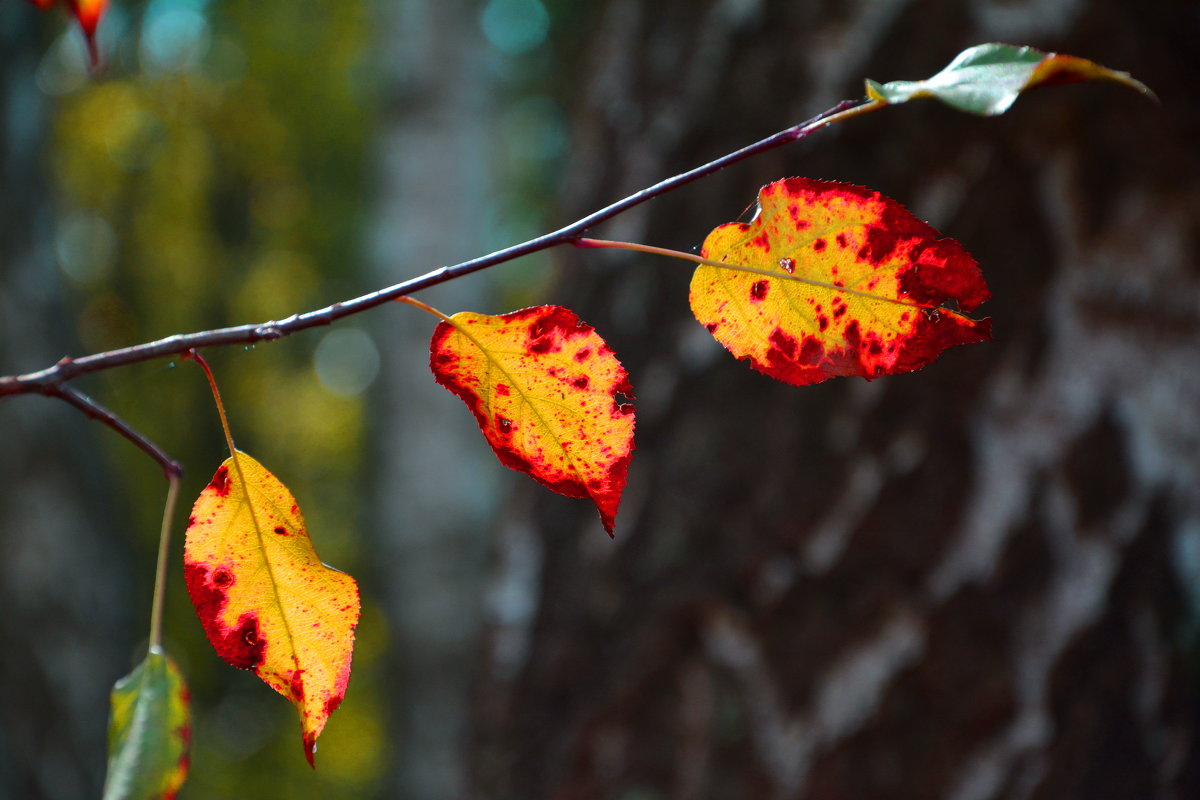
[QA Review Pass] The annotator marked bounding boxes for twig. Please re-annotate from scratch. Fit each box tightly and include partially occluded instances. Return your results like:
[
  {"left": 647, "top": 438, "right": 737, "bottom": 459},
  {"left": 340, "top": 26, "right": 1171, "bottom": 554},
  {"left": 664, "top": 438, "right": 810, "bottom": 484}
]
[
  {"left": 0, "top": 98, "right": 875, "bottom": 398},
  {"left": 148, "top": 473, "right": 180, "bottom": 651},
  {"left": 44, "top": 384, "right": 183, "bottom": 479},
  {"left": 0, "top": 98, "right": 881, "bottom": 473}
]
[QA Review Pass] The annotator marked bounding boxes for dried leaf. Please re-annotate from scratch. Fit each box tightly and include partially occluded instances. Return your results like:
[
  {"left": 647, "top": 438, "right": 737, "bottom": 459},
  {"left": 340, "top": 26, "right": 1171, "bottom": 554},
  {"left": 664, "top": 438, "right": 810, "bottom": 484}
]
[
  {"left": 103, "top": 648, "right": 190, "bottom": 800},
  {"left": 690, "top": 177, "right": 990, "bottom": 386},
  {"left": 184, "top": 452, "right": 359, "bottom": 766},
  {"left": 429, "top": 305, "right": 635, "bottom": 535},
  {"left": 865, "top": 42, "right": 1154, "bottom": 116}
]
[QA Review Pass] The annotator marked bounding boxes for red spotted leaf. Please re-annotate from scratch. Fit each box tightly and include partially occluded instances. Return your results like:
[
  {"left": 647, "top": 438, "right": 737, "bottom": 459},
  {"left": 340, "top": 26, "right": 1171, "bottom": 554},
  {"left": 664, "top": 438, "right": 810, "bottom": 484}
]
[
  {"left": 184, "top": 452, "right": 359, "bottom": 766},
  {"left": 690, "top": 177, "right": 990, "bottom": 386},
  {"left": 429, "top": 305, "right": 635, "bottom": 535}
]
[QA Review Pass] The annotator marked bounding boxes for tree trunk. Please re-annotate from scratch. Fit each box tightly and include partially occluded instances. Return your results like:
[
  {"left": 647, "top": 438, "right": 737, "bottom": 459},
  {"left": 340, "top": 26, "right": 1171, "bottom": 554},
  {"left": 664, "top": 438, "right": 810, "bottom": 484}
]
[{"left": 469, "top": 2, "right": 1200, "bottom": 799}]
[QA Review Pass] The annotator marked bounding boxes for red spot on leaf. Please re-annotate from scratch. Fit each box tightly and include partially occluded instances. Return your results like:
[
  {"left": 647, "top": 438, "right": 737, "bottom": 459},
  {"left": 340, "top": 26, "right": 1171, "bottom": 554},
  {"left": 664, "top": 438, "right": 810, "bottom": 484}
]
[
  {"left": 705, "top": 322, "right": 718, "bottom": 333},
  {"left": 208, "top": 465, "right": 230, "bottom": 496},
  {"left": 572, "top": 376, "right": 590, "bottom": 389},
  {"left": 750, "top": 281, "right": 769, "bottom": 302},
  {"left": 898, "top": 239, "right": 989, "bottom": 311},
  {"left": 769, "top": 327, "right": 797, "bottom": 359},
  {"left": 750, "top": 232, "right": 770, "bottom": 250},
  {"left": 858, "top": 203, "right": 936, "bottom": 265},
  {"left": 813, "top": 238, "right": 826, "bottom": 252},
  {"left": 779, "top": 257, "right": 796, "bottom": 274},
  {"left": 837, "top": 233, "right": 848, "bottom": 248},
  {"left": 800, "top": 337, "right": 824, "bottom": 365},
  {"left": 495, "top": 383, "right": 510, "bottom": 396},
  {"left": 844, "top": 320, "right": 862, "bottom": 351},
  {"left": 574, "top": 348, "right": 592, "bottom": 362},
  {"left": 273, "top": 526, "right": 290, "bottom": 536},
  {"left": 184, "top": 562, "right": 267, "bottom": 671},
  {"left": 523, "top": 305, "right": 590, "bottom": 355},
  {"left": 758, "top": 328, "right": 830, "bottom": 386}
]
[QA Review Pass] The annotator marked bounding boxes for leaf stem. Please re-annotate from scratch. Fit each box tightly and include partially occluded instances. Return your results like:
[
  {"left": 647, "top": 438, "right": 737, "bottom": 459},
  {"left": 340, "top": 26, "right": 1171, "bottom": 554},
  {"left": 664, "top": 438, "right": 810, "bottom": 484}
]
[
  {"left": 186, "top": 350, "right": 238, "bottom": 456},
  {"left": 395, "top": 296, "right": 456, "bottom": 325},
  {"left": 148, "top": 473, "right": 180, "bottom": 652}
]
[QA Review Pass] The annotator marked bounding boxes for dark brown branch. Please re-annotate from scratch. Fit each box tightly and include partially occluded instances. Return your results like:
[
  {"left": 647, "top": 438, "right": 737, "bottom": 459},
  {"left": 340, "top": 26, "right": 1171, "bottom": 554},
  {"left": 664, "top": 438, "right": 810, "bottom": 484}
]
[
  {"left": 45, "top": 384, "right": 183, "bottom": 479},
  {"left": 0, "top": 98, "right": 865, "bottom": 398},
  {"left": 0, "top": 98, "right": 868, "bottom": 472}
]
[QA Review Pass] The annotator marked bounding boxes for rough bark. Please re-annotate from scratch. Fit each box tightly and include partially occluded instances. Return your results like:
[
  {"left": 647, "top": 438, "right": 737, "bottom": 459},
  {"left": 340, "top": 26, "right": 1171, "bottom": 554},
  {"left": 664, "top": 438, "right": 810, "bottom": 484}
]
[{"left": 469, "top": 2, "right": 1200, "bottom": 799}]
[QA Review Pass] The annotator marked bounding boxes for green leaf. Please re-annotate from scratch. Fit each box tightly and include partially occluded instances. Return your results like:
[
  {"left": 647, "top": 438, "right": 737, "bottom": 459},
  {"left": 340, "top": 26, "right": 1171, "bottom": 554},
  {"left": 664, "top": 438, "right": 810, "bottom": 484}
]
[
  {"left": 865, "top": 43, "right": 1154, "bottom": 116},
  {"left": 103, "top": 648, "right": 190, "bottom": 800}
]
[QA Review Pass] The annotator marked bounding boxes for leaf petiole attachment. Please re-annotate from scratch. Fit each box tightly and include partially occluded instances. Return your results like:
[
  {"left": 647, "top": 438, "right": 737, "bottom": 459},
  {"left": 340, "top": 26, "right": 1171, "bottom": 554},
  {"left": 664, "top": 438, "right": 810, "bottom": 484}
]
[
  {"left": 186, "top": 350, "right": 238, "bottom": 456},
  {"left": 395, "top": 295, "right": 456, "bottom": 325}
]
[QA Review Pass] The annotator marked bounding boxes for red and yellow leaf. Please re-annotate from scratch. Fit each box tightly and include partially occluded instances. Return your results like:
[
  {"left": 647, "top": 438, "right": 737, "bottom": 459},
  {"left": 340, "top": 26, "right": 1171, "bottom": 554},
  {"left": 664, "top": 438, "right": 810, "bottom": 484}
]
[
  {"left": 103, "top": 647, "right": 190, "bottom": 800},
  {"left": 690, "top": 177, "right": 990, "bottom": 386},
  {"left": 184, "top": 452, "right": 359, "bottom": 766},
  {"left": 429, "top": 305, "right": 635, "bottom": 535}
]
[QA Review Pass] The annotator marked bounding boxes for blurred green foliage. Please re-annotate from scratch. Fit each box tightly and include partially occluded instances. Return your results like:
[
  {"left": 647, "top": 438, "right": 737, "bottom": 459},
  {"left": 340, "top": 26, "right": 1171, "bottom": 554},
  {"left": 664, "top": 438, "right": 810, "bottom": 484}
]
[
  {"left": 48, "top": 0, "right": 385, "bottom": 794},
  {"left": 39, "top": 0, "right": 582, "bottom": 794}
]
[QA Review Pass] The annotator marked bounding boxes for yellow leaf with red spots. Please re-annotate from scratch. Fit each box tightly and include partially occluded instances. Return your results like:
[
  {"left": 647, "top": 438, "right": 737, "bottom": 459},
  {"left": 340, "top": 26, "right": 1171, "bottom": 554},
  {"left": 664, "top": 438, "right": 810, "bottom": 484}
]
[
  {"left": 429, "top": 305, "right": 635, "bottom": 535},
  {"left": 690, "top": 177, "right": 990, "bottom": 386},
  {"left": 184, "top": 452, "right": 359, "bottom": 767}
]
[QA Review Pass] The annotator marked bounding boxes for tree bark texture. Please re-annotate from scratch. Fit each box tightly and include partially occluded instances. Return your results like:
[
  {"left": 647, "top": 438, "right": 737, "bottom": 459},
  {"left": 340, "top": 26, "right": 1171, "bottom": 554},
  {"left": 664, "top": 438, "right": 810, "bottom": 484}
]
[{"left": 468, "top": 2, "right": 1200, "bottom": 799}]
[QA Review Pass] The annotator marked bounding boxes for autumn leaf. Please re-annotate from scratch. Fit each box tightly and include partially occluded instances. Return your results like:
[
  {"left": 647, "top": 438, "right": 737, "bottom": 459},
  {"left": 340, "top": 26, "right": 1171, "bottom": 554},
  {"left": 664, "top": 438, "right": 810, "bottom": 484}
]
[
  {"left": 865, "top": 42, "right": 1154, "bottom": 116},
  {"left": 24, "top": 0, "right": 107, "bottom": 64},
  {"left": 428, "top": 305, "right": 635, "bottom": 535},
  {"left": 184, "top": 451, "right": 359, "bottom": 766},
  {"left": 690, "top": 177, "right": 989, "bottom": 386},
  {"left": 103, "top": 647, "right": 190, "bottom": 800}
]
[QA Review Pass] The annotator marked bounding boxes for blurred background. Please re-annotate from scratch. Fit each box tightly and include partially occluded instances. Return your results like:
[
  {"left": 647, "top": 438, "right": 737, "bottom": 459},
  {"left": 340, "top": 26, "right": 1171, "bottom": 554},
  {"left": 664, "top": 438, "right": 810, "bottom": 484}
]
[{"left": 1, "top": 1, "right": 1198, "bottom": 798}]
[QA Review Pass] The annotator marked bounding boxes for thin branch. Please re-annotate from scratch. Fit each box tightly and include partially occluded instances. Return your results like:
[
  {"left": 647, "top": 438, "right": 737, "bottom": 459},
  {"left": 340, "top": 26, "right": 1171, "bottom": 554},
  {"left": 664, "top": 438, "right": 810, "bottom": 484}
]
[
  {"left": 0, "top": 97, "right": 877, "bottom": 400},
  {"left": 44, "top": 384, "right": 183, "bottom": 478}
]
